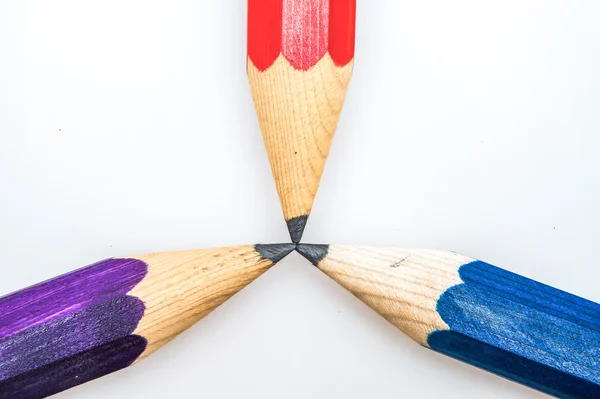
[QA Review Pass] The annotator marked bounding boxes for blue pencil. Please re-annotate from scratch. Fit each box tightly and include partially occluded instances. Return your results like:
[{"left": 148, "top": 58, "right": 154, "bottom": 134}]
[{"left": 297, "top": 244, "right": 600, "bottom": 399}]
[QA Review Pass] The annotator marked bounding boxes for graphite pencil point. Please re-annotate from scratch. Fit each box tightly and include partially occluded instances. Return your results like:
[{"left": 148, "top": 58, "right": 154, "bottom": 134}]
[
  {"left": 255, "top": 243, "right": 296, "bottom": 263},
  {"left": 286, "top": 216, "right": 309, "bottom": 243},
  {"left": 295, "top": 244, "right": 329, "bottom": 266}
]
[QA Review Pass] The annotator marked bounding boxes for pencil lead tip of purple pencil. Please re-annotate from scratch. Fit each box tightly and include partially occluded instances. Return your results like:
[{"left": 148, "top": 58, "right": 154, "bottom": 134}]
[{"left": 255, "top": 243, "right": 296, "bottom": 263}]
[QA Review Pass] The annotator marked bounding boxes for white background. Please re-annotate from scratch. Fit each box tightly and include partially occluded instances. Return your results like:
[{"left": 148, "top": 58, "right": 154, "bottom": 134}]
[{"left": 1, "top": 1, "right": 599, "bottom": 398}]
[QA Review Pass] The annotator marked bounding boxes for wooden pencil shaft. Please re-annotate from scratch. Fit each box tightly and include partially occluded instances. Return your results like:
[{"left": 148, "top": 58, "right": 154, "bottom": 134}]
[
  {"left": 0, "top": 244, "right": 295, "bottom": 399},
  {"left": 296, "top": 244, "right": 600, "bottom": 399},
  {"left": 248, "top": 0, "right": 356, "bottom": 243}
]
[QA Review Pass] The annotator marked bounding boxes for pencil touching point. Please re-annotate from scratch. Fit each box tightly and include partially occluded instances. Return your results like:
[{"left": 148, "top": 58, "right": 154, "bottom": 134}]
[
  {"left": 286, "top": 216, "right": 308, "bottom": 243},
  {"left": 295, "top": 244, "right": 329, "bottom": 267}
]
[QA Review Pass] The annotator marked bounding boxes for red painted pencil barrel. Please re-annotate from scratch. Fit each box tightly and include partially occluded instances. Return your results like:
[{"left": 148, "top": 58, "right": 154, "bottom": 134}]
[{"left": 248, "top": 0, "right": 356, "bottom": 71}]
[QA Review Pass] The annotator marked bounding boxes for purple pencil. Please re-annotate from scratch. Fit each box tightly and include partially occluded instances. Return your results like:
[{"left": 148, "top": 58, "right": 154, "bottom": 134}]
[{"left": 0, "top": 244, "right": 294, "bottom": 398}]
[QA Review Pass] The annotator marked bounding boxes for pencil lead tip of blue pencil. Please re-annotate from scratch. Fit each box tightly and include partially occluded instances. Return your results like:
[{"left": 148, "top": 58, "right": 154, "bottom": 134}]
[{"left": 295, "top": 244, "right": 329, "bottom": 266}]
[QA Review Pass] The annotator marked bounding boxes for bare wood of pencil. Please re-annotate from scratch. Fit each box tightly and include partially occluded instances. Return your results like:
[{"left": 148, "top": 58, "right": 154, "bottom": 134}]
[
  {"left": 247, "top": 0, "right": 356, "bottom": 243},
  {"left": 296, "top": 244, "right": 600, "bottom": 399},
  {"left": 0, "top": 244, "right": 295, "bottom": 399}
]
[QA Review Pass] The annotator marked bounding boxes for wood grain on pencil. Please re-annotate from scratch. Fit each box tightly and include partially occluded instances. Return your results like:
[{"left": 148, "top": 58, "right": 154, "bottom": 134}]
[
  {"left": 297, "top": 244, "right": 600, "bottom": 399},
  {"left": 0, "top": 244, "right": 295, "bottom": 399},
  {"left": 248, "top": 0, "right": 356, "bottom": 242}
]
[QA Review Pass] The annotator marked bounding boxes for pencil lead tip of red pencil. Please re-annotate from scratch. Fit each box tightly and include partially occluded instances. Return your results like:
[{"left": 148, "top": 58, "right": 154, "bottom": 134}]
[{"left": 287, "top": 216, "right": 308, "bottom": 243}]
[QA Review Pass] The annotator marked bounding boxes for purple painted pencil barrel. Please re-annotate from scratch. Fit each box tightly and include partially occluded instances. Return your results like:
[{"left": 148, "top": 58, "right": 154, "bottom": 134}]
[{"left": 0, "top": 258, "right": 148, "bottom": 398}]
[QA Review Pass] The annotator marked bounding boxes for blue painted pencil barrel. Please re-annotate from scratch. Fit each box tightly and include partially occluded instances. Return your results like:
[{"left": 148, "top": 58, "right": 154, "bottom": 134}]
[
  {"left": 297, "top": 245, "right": 600, "bottom": 398},
  {"left": 429, "top": 261, "right": 600, "bottom": 398}
]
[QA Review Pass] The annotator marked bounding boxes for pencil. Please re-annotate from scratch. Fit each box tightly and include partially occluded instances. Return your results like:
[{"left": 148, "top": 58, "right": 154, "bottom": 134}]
[
  {"left": 0, "top": 243, "right": 295, "bottom": 399},
  {"left": 296, "top": 244, "right": 600, "bottom": 398},
  {"left": 247, "top": 0, "right": 356, "bottom": 243}
]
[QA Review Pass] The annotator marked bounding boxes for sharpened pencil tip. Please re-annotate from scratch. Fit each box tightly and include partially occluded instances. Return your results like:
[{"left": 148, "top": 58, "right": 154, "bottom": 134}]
[
  {"left": 255, "top": 243, "right": 296, "bottom": 263},
  {"left": 287, "top": 216, "right": 309, "bottom": 243},
  {"left": 295, "top": 244, "right": 329, "bottom": 267}
]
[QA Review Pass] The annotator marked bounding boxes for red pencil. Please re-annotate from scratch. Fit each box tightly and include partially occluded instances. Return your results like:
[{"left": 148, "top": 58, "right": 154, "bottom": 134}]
[{"left": 247, "top": 0, "right": 356, "bottom": 242}]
